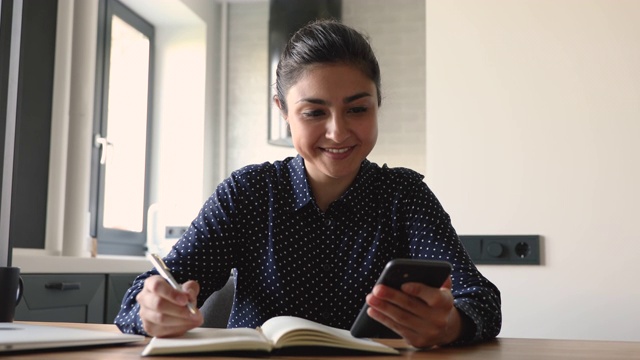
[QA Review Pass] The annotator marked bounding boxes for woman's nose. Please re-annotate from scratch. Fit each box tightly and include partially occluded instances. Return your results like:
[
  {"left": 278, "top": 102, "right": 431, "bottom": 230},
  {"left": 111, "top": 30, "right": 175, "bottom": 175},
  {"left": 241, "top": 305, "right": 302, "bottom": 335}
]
[{"left": 326, "top": 114, "right": 350, "bottom": 143}]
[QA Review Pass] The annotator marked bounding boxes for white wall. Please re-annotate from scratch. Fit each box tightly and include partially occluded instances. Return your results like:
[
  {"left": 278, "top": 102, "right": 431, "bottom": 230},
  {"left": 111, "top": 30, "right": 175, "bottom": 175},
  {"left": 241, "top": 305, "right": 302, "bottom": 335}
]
[
  {"left": 225, "top": 1, "right": 296, "bottom": 173},
  {"left": 180, "top": 0, "right": 225, "bottom": 197},
  {"left": 152, "top": 20, "right": 207, "bottom": 224},
  {"left": 225, "top": 0, "right": 426, "bottom": 174},
  {"left": 426, "top": 0, "right": 640, "bottom": 341}
]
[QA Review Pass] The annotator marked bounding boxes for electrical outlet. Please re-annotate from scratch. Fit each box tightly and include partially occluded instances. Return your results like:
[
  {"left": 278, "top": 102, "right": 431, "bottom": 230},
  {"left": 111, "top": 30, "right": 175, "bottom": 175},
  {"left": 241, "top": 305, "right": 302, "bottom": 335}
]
[
  {"left": 165, "top": 226, "right": 188, "bottom": 239},
  {"left": 459, "top": 235, "right": 541, "bottom": 265}
]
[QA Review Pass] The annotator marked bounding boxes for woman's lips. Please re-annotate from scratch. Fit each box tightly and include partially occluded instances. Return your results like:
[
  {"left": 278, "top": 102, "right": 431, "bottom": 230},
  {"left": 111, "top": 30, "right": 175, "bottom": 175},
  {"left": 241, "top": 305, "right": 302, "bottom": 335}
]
[
  {"left": 321, "top": 145, "right": 355, "bottom": 159},
  {"left": 325, "top": 147, "right": 350, "bottom": 154}
]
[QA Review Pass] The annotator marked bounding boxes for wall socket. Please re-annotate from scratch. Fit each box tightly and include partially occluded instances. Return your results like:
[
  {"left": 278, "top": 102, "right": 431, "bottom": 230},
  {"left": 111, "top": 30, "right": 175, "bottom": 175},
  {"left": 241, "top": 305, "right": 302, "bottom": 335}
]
[
  {"left": 165, "top": 226, "right": 188, "bottom": 239},
  {"left": 459, "top": 235, "right": 541, "bottom": 265}
]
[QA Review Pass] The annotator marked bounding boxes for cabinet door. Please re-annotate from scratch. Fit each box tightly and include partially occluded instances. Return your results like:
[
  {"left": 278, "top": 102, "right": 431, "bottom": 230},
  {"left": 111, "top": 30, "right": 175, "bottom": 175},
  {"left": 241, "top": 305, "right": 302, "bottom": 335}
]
[
  {"left": 15, "top": 274, "right": 105, "bottom": 323},
  {"left": 105, "top": 273, "right": 139, "bottom": 324}
]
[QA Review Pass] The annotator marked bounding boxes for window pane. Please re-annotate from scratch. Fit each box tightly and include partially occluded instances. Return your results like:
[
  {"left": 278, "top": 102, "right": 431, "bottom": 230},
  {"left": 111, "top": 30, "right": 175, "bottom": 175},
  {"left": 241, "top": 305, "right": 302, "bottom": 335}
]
[{"left": 102, "top": 15, "right": 150, "bottom": 232}]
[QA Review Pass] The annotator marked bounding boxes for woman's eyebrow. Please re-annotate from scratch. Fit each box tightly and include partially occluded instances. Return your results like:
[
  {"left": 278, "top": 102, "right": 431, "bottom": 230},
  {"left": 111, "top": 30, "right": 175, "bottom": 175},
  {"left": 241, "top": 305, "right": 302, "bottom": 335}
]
[
  {"left": 296, "top": 92, "right": 372, "bottom": 105},
  {"left": 343, "top": 92, "right": 372, "bottom": 104},
  {"left": 297, "top": 97, "right": 327, "bottom": 105}
]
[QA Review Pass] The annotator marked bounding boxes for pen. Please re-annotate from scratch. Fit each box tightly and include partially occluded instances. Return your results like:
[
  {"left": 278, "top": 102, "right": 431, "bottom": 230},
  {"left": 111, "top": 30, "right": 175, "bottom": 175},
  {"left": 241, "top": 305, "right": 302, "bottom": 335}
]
[{"left": 147, "top": 253, "right": 198, "bottom": 315}]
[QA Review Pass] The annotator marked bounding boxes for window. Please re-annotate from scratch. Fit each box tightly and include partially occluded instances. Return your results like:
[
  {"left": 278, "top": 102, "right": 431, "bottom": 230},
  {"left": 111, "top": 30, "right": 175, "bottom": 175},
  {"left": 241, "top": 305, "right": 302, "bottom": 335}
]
[{"left": 91, "top": 0, "right": 154, "bottom": 255}]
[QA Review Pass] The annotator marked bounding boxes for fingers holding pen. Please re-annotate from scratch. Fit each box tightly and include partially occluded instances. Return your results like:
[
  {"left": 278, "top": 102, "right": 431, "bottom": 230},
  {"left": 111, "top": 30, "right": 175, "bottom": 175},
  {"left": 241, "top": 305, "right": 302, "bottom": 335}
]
[
  {"left": 137, "top": 275, "right": 203, "bottom": 337},
  {"left": 181, "top": 280, "right": 201, "bottom": 306}
]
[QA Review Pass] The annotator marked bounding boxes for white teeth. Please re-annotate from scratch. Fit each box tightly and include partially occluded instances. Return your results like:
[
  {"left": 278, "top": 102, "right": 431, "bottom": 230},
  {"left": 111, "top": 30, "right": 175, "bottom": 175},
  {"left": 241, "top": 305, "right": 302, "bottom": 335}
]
[{"left": 325, "top": 147, "right": 350, "bottom": 154}]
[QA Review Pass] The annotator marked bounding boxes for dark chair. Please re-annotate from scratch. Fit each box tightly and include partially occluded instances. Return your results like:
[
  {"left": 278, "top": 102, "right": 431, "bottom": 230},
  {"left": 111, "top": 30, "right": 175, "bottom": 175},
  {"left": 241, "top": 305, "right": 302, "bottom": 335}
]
[{"left": 199, "top": 274, "right": 235, "bottom": 328}]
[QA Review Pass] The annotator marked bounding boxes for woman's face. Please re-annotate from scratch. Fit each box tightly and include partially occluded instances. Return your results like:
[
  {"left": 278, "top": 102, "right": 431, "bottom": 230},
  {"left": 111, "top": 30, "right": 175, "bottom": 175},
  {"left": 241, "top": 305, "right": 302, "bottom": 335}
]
[{"left": 280, "top": 64, "right": 378, "bottom": 186}]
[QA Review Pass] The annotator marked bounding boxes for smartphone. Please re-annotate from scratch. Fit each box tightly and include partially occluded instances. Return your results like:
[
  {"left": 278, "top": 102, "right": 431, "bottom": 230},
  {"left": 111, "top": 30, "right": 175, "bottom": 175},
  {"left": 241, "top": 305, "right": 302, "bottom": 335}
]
[{"left": 349, "top": 259, "right": 452, "bottom": 339}]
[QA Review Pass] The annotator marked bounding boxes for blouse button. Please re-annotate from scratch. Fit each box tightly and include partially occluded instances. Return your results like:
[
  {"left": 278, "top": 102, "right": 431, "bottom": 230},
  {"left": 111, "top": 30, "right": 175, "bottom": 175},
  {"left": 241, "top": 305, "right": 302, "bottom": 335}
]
[
  {"left": 324, "top": 218, "right": 332, "bottom": 226},
  {"left": 322, "top": 263, "right": 331, "bottom": 271}
]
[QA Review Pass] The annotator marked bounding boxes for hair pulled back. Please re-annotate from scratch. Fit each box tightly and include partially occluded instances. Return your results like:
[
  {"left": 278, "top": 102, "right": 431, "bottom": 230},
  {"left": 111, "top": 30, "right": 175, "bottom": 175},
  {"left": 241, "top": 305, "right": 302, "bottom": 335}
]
[{"left": 275, "top": 19, "right": 381, "bottom": 113}]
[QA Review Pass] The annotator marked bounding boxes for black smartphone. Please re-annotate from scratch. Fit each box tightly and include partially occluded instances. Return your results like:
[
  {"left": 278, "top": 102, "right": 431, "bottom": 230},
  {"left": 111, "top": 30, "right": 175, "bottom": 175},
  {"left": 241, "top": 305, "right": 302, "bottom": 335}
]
[{"left": 349, "top": 259, "right": 452, "bottom": 339}]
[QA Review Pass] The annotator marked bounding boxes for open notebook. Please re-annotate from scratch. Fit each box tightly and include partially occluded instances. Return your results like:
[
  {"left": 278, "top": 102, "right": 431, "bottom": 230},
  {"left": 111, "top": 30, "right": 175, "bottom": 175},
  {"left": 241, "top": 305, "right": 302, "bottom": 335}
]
[{"left": 0, "top": 322, "right": 144, "bottom": 352}]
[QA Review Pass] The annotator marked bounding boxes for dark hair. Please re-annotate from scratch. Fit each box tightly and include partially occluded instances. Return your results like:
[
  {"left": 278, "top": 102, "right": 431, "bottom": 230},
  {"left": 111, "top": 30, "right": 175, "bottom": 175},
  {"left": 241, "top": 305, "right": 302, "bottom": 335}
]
[{"left": 275, "top": 19, "right": 382, "bottom": 114}]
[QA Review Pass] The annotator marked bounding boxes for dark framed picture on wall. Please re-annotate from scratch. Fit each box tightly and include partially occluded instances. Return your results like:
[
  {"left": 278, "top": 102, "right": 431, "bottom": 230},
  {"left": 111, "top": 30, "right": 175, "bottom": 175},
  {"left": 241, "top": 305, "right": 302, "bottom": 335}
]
[{"left": 267, "top": 0, "right": 341, "bottom": 147}]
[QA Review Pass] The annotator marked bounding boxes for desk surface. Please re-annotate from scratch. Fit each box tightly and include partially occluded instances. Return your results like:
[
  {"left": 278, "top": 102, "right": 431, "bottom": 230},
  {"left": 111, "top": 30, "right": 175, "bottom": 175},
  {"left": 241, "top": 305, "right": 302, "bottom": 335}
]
[{"left": 5, "top": 322, "right": 640, "bottom": 360}]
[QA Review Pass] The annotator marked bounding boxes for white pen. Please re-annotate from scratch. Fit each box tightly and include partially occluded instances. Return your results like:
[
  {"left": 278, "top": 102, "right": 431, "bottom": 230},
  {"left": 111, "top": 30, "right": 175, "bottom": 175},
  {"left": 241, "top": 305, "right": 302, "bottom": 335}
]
[{"left": 147, "top": 253, "right": 198, "bottom": 315}]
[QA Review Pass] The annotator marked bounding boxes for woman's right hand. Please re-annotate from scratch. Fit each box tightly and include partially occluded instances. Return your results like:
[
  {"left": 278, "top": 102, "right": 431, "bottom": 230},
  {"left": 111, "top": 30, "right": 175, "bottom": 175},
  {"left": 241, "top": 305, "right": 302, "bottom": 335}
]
[{"left": 136, "top": 275, "right": 203, "bottom": 337}]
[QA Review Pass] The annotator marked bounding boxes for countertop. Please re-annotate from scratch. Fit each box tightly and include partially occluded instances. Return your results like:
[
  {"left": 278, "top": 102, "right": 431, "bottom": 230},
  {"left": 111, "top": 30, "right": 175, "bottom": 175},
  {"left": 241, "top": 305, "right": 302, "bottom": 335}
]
[{"left": 12, "top": 253, "right": 151, "bottom": 274}]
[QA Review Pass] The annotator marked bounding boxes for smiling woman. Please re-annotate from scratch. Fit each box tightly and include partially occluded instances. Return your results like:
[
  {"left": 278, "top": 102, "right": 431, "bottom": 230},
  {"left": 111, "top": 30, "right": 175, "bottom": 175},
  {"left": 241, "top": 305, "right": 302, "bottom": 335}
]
[
  {"left": 277, "top": 64, "right": 379, "bottom": 211},
  {"left": 115, "top": 19, "right": 501, "bottom": 349},
  {"left": 225, "top": 0, "right": 426, "bottom": 178}
]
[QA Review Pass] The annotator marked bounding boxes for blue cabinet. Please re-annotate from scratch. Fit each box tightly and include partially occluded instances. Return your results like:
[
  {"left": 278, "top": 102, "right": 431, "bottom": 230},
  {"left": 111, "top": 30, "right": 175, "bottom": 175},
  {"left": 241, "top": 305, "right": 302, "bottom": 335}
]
[{"left": 15, "top": 274, "right": 105, "bottom": 323}]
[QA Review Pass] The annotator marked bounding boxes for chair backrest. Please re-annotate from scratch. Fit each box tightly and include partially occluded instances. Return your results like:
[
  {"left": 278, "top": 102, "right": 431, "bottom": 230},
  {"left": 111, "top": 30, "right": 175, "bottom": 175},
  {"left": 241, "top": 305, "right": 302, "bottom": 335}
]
[{"left": 199, "top": 274, "right": 234, "bottom": 328}]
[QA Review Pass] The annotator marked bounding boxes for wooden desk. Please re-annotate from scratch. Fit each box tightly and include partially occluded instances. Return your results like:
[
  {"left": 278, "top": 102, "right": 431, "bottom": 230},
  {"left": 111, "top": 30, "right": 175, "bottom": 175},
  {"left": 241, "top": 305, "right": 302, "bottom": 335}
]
[{"left": 5, "top": 322, "right": 640, "bottom": 359}]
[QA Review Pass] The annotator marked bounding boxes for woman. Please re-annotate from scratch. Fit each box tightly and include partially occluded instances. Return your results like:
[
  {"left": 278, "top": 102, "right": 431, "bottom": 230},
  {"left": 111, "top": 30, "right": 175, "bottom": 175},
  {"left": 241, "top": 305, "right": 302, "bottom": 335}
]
[{"left": 115, "top": 19, "right": 501, "bottom": 348}]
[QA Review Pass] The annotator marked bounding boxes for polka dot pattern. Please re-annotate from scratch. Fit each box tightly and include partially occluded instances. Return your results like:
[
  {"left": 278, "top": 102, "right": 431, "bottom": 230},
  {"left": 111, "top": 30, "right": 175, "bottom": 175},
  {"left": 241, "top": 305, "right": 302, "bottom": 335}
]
[{"left": 115, "top": 155, "right": 501, "bottom": 344}]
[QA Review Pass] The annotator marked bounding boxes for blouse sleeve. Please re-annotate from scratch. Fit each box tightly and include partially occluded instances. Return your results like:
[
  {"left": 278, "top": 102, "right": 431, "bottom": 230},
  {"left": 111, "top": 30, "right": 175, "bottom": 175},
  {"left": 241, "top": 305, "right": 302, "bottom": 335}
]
[
  {"left": 403, "top": 179, "right": 502, "bottom": 344},
  {"left": 114, "top": 175, "right": 245, "bottom": 335}
]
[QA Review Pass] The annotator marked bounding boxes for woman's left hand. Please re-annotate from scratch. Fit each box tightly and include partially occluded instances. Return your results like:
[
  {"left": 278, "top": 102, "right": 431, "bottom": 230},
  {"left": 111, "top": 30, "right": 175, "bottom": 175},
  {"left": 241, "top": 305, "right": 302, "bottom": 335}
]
[{"left": 365, "top": 276, "right": 462, "bottom": 348}]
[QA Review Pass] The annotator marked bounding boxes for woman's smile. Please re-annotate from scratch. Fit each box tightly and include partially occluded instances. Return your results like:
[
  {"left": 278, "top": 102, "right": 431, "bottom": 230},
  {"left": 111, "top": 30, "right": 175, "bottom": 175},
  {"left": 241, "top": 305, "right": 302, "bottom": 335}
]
[{"left": 282, "top": 64, "right": 378, "bottom": 187}]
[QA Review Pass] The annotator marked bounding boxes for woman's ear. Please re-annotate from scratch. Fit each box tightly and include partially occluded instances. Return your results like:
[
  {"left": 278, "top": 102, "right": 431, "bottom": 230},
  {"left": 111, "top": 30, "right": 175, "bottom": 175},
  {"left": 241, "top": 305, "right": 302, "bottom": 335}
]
[{"left": 273, "top": 95, "right": 287, "bottom": 121}]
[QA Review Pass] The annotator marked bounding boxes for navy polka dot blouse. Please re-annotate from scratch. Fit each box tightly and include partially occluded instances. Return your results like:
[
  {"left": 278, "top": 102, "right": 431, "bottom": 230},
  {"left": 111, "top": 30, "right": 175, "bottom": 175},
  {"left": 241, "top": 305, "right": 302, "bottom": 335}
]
[{"left": 115, "top": 155, "right": 501, "bottom": 344}]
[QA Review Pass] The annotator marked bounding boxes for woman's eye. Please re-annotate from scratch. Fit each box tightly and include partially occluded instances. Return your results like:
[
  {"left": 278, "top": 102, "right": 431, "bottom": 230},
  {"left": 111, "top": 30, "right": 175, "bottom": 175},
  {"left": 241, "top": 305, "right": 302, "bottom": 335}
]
[
  {"left": 348, "top": 106, "right": 368, "bottom": 114},
  {"left": 302, "top": 110, "right": 325, "bottom": 118}
]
